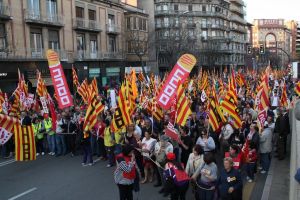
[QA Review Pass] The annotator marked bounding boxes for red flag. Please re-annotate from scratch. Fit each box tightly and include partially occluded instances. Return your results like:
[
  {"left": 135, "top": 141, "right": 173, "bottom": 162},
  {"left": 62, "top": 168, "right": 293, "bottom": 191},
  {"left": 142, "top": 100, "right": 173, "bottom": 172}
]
[
  {"left": 165, "top": 122, "right": 179, "bottom": 142},
  {"left": 48, "top": 98, "right": 57, "bottom": 131}
]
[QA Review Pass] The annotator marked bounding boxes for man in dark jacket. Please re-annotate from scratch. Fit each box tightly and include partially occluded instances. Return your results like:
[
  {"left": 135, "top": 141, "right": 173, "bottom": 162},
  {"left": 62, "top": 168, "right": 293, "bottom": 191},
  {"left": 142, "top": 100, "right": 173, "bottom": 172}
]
[{"left": 275, "top": 108, "right": 290, "bottom": 160}]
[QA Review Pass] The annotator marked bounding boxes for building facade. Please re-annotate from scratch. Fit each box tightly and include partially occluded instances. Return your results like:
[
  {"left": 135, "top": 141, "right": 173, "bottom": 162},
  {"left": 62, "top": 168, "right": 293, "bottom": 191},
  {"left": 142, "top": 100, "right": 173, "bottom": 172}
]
[
  {"left": 252, "top": 19, "right": 291, "bottom": 68},
  {"left": 149, "top": 0, "right": 247, "bottom": 73},
  {"left": 296, "top": 22, "right": 300, "bottom": 61},
  {"left": 285, "top": 20, "right": 298, "bottom": 61},
  {"left": 0, "top": 0, "right": 149, "bottom": 92}
]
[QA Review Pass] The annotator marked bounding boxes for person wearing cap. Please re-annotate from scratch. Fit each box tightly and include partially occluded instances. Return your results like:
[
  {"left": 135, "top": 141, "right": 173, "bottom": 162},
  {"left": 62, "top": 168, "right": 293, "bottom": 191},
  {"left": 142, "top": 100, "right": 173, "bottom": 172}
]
[
  {"left": 114, "top": 144, "right": 139, "bottom": 200},
  {"left": 163, "top": 152, "right": 189, "bottom": 200}
]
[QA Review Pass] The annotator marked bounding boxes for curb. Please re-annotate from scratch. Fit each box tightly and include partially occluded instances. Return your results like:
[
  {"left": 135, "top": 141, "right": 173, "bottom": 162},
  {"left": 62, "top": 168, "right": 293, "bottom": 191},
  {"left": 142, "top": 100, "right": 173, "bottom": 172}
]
[{"left": 261, "top": 156, "right": 275, "bottom": 200}]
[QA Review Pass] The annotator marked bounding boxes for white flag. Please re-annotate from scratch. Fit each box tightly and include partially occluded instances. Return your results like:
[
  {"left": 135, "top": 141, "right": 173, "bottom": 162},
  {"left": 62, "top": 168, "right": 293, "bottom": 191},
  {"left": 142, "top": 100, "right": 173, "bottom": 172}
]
[
  {"left": 201, "top": 90, "right": 207, "bottom": 102},
  {"left": 0, "top": 127, "right": 13, "bottom": 145}
]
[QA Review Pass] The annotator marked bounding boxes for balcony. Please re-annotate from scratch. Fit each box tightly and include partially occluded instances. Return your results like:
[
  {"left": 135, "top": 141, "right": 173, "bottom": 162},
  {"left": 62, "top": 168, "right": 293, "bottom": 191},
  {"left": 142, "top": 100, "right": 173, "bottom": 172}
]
[
  {"left": 154, "top": 10, "right": 229, "bottom": 19},
  {"left": 230, "top": 0, "right": 246, "bottom": 6},
  {"left": 230, "top": 26, "right": 247, "bottom": 33},
  {"left": 74, "top": 50, "right": 124, "bottom": 60},
  {"left": 0, "top": 4, "right": 12, "bottom": 20},
  {"left": 24, "top": 10, "right": 64, "bottom": 27},
  {"left": 0, "top": 48, "right": 68, "bottom": 61},
  {"left": 230, "top": 15, "right": 247, "bottom": 25},
  {"left": 106, "top": 24, "right": 121, "bottom": 34},
  {"left": 230, "top": 4, "right": 246, "bottom": 16},
  {"left": 73, "top": 18, "right": 102, "bottom": 32},
  {"left": 186, "top": 22, "right": 196, "bottom": 29}
]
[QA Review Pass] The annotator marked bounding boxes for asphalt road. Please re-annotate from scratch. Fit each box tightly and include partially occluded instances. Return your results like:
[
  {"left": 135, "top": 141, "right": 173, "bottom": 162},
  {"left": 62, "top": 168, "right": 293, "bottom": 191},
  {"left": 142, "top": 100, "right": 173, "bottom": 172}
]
[
  {"left": 0, "top": 153, "right": 267, "bottom": 200},
  {"left": 0, "top": 154, "right": 192, "bottom": 200}
]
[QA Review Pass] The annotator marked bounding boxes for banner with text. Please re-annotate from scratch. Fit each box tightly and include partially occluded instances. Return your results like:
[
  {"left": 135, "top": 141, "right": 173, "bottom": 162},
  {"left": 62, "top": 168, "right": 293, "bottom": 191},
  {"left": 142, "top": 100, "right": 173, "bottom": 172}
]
[
  {"left": 46, "top": 50, "right": 73, "bottom": 109},
  {"left": 157, "top": 54, "right": 197, "bottom": 109}
]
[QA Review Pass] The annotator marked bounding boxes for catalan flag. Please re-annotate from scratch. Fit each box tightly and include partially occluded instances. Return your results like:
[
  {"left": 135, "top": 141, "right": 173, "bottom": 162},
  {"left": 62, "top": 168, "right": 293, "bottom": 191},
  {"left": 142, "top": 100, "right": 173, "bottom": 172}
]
[
  {"left": 295, "top": 81, "right": 300, "bottom": 96},
  {"left": 111, "top": 84, "right": 132, "bottom": 132},
  {"left": 256, "top": 74, "right": 270, "bottom": 111},
  {"left": 280, "top": 81, "right": 288, "bottom": 107},
  {"left": 236, "top": 71, "right": 246, "bottom": 88},
  {"left": 208, "top": 96, "right": 223, "bottom": 132},
  {"left": 0, "top": 89, "right": 4, "bottom": 113},
  {"left": 221, "top": 88, "right": 242, "bottom": 129},
  {"left": 127, "top": 78, "right": 136, "bottom": 115},
  {"left": 176, "top": 83, "right": 191, "bottom": 127},
  {"left": 14, "top": 124, "right": 36, "bottom": 161},
  {"left": 138, "top": 71, "right": 146, "bottom": 83},
  {"left": 36, "top": 71, "right": 47, "bottom": 97},
  {"left": 78, "top": 79, "right": 89, "bottom": 103},
  {"left": 146, "top": 97, "right": 163, "bottom": 121},
  {"left": 72, "top": 66, "right": 80, "bottom": 89},
  {"left": 83, "top": 94, "right": 104, "bottom": 138}
]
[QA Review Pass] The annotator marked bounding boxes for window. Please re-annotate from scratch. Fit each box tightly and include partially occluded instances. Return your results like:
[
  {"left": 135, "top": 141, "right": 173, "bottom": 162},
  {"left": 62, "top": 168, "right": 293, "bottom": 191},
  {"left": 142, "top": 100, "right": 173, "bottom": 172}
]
[
  {"left": 174, "top": 4, "right": 178, "bottom": 11},
  {"left": 108, "top": 14, "right": 115, "bottom": 25},
  {"left": 202, "top": 5, "right": 206, "bottom": 12},
  {"left": 108, "top": 36, "right": 116, "bottom": 52},
  {"left": 133, "top": 17, "right": 137, "bottom": 29},
  {"left": 188, "top": 4, "right": 193, "bottom": 12},
  {"left": 162, "top": 5, "right": 168, "bottom": 11},
  {"left": 30, "top": 28, "right": 43, "bottom": 56},
  {"left": 139, "top": 18, "right": 143, "bottom": 30},
  {"left": 48, "top": 30, "right": 59, "bottom": 50},
  {"left": 88, "top": 10, "right": 96, "bottom": 20},
  {"left": 0, "top": 24, "right": 6, "bottom": 50},
  {"left": 142, "top": 19, "right": 147, "bottom": 31},
  {"left": 76, "top": 6, "right": 84, "bottom": 18},
  {"left": 126, "top": 17, "right": 131, "bottom": 30},
  {"left": 27, "top": 0, "right": 40, "bottom": 19},
  {"left": 46, "top": 0, "right": 57, "bottom": 21},
  {"left": 90, "top": 34, "right": 97, "bottom": 58},
  {"left": 76, "top": 33, "right": 85, "bottom": 59}
]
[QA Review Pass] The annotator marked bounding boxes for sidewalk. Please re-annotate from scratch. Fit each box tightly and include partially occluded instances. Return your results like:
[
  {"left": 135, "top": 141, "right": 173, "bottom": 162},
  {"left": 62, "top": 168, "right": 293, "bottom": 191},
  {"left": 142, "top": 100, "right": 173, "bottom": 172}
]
[{"left": 260, "top": 136, "right": 291, "bottom": 200}]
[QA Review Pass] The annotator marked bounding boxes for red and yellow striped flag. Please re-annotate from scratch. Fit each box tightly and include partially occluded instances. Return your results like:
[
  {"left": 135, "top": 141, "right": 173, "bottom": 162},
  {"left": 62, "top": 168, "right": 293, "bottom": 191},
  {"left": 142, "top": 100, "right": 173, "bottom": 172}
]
[
  {"left": 0, "top": 89, "right": 4, "bottom": 113},
  {"left": 83, "top": 95, "right": 104, "bottom": 138},
  {"left": 221, "top": 88, "right": 242, "bottom": 129},
  {"left": 256, "top": 74, "right": 270, "bottom": 110},
  {"left": 78, "top": 79, "right": 89, "bottom": 103},
  {"left": 176, "top": 83, "right": 191, "bottom": 126},
  {"left": 111, "top": 84, "right": 132, "bottom": 132},
  {"left": 280, "top": 82, "right": 288, "bottom": 107},
  {"left": 295, "top": 81, "right": 300, "bottom": 96},
  {"left": 15, "top": 124, "right": 36, "bottom": 161},
  {"left": 72, "top": 66, "right": 80, "bottom": 88}
]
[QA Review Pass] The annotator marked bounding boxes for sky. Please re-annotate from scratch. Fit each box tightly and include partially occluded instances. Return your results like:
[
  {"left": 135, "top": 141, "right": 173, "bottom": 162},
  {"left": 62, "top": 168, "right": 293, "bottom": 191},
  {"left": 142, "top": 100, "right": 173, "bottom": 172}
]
[{"left": 245, "top": 0, "right": 300, "bottom": 22}]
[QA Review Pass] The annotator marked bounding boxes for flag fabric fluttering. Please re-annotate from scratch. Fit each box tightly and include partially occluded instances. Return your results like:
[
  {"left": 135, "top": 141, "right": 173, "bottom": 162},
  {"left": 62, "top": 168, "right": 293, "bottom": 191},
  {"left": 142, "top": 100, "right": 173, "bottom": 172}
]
[
  {"left": 295, "top": 81, "right": 300, "bottom": 96},
  {"left": 165, "top": 122, "right": 180, "bottom": 142},
  {"left": 83, "top": 95, "right": 104, "bottom": 138},
  {"left": 111, "top": 84, "right": 132, "bottom": 132},
  {"left": 77, "top": 79, "right": 89, "bottom": 103},
  {"left": 72, "top": 66, "right": 80, "bottom": 89},
  {"left": 176, "top": 84, "right": 191, "bottom": 127},
  {"left": 256, "top": 74, "right": 270, "bottom": 111},
  {"left": 280, "top": 81, "right": 288, "bottom": 107}
]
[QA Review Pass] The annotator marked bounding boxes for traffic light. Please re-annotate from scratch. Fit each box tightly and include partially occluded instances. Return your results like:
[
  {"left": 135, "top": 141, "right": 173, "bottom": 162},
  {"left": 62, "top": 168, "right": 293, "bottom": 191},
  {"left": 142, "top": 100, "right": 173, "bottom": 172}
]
[
  {"left": 259, "top": 44, "right": 265, "bottom": 54},
  {"left": 247, "top": 45, "right": 253, "bottom": 54}
]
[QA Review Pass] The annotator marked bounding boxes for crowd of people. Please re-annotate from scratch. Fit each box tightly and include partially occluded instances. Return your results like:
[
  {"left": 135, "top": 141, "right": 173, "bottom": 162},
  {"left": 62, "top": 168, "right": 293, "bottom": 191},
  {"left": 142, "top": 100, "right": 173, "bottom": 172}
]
[{"left": 0, "top": 69, "right": 296, "bottom": 200}]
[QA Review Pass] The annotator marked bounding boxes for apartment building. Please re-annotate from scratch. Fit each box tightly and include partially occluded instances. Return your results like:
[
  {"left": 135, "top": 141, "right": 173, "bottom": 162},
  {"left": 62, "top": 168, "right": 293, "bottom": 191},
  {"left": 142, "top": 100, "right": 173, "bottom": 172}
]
[
  {"left": 0, "top": 0, "right": 149, "bottom": 91},
  {"left": 139, "top": 0, "right": 247, "bottom": 73},
  {"left": 252, "top": 19, "right": 291, "bottom": 67}
]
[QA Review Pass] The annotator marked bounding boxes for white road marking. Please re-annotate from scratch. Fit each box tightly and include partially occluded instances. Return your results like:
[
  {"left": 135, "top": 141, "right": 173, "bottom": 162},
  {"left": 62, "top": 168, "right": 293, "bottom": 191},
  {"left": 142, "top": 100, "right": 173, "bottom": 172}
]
[
  {"left": 94, "top": 158, "right": 101, "bottom": 163},
  {"left": 8, "top": 187, "right": 37, "bottom": 200},
  {"left": 0, "top": 159, "right": 15, "bottom": 167}
]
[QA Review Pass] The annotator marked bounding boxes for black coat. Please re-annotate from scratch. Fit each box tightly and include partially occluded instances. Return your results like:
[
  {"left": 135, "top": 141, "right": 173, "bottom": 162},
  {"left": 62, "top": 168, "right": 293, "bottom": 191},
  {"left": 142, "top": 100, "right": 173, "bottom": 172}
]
[{"left": 275, "top": 113, "right": 290, "bottom": 136}]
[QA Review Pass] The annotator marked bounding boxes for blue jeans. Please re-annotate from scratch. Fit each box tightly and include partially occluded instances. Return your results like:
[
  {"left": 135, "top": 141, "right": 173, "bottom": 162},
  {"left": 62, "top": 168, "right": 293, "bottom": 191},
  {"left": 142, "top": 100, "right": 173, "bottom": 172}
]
[
  {"left": 90, "top": 135, "right": 98, "bottom": 155},
  {"left": 56, "top": 134, "right": 66, "bottom": 155},
  {"left": 246, "top": 162, "right": 256, "bottom": 180},
  {"left": 82, "top": 143, "right": 93, "bottom": 164},
  {"left": 47, "top": 134, "right": 56, "bottom": 153},
  {"left": 197, "top": 187, "right": 215, "bottom": 200},
  {"left": 260, "top": 153, "right": 271, "bottom": 171}
]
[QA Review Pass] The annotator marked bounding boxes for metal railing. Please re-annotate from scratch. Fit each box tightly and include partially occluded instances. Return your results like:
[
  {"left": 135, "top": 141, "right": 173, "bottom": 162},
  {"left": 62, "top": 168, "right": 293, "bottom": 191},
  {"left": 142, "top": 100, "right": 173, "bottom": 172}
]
[
  {"left": 74, "top": 18, "right": 101, "bottom": 31},
  {"left": 230, "top": 15, "right": 247, "bottom": 24},
  {"left": 106, "top": 24, "right": 121, "bottom": 33},
  {"left": 230, "top": 4, "right": 246, "bottom": 15},
  {"left": 230, "top": 0, "right": 246, "bottom": 6},
  {"left": 0, "top": 4, "right": 11, "bottom": 18},
  {"left": 74, "top": 50, "right": 124, "bottom": 60},
  {"left": 0, "top": 48, "right": 68, "bottom": 60},
  {"left": 154, "top": 10, "right": 229, "bottom": 19},
  {"left": 24, "top": 9, "right": 64, "bottom": 26}
]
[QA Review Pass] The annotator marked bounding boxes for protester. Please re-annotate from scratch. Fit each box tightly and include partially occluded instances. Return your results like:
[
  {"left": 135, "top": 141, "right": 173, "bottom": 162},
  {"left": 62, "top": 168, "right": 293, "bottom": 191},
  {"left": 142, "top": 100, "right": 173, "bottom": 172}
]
[
  {"left": 196, "top": 129, "right": 216, "bottom": 154},
  {"left": 218, "top": 157, "right": 243, "bottom": 200},
  {"left": 245, "top": 142, "right": 258, "bottom": 182},
  {"left": 191, "top": 152, "right": 218, "bottom": 200},
  {"left": 259, "top": 123, "right": 273, "bottom": 173},
  {"left": 178, "top": 126, "right": 193, "bottom": 166},
  {"left": 33, "top": 117, "right": 45, "bottom": 156},
  {"left": 44, "top": 114, "right": 56, "bottom": 156},
  {"left": 114, "top": 144, "right": 138, "bottom": 200},
  {"left": 225, "top": 145, "right": 242, "bottom": 170},
  {"left": 55, "top": 113, "right": 67, "bottom": 157},
  {"left": 104, "top": 120, "right": 115, "bottom": 168},
  {"left": 163, "top": 152, "right": 189, "bottom": 200},
  {"left": 275, "top": 107, "right": 290, "bottom": 160}
]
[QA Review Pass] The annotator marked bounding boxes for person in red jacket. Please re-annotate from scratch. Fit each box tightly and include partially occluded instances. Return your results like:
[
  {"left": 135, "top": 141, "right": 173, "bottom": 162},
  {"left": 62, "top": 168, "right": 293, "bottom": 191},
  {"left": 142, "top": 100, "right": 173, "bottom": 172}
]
[
  {"left": 225, "top": 145, "right": 242, "bottom": 170},
  {"left": 114, "top": 145, "right": 138, "bottom": 200},
  {"left": 245, "top": 142, "right": 258, "bottom": 183}
]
